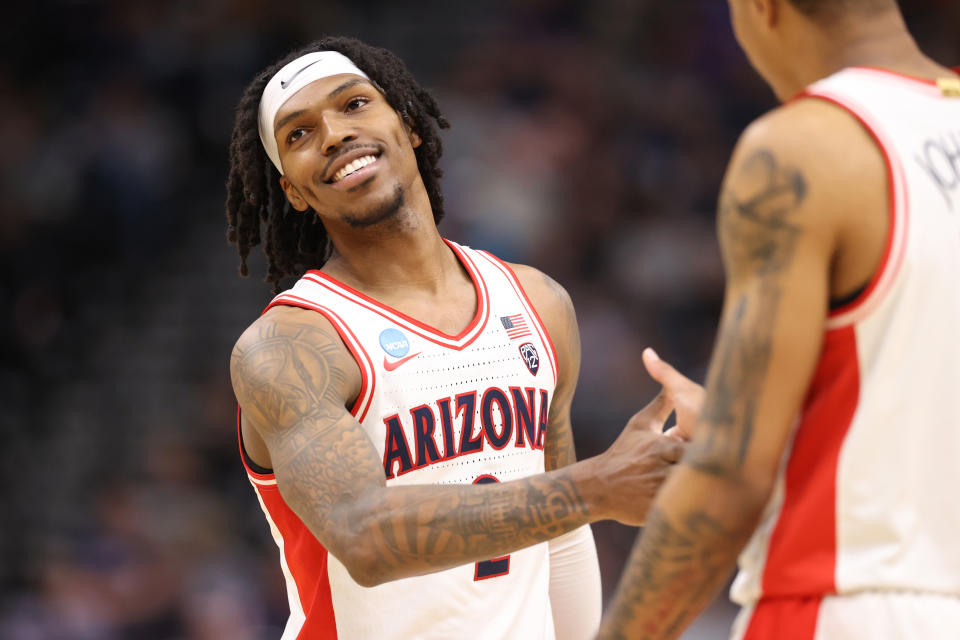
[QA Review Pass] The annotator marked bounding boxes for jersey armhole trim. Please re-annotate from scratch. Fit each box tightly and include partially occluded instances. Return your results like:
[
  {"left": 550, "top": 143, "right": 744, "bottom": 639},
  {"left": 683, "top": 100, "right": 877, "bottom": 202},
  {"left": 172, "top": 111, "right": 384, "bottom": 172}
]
[
  {"left": 475, "top": 251, "right": 560, "bottom": 385},
  {"left": 237, "top": 406, "right": 277, "bottom": 481},
  {"left": 796, "top": 90, "right": 909, "bottom": 332},
  {"left": 264, "top": 296, "right": 377, "bottom": 422}
]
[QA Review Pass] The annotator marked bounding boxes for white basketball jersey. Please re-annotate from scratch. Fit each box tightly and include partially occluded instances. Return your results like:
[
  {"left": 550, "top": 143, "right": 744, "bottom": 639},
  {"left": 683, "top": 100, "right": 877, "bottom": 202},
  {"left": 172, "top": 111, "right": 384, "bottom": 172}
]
[
  {"left": 731, "top": 67, "right": 960, "bottom": 614},
  {"left": 241, "top": 241, "right": 560, "bottom": 639}
]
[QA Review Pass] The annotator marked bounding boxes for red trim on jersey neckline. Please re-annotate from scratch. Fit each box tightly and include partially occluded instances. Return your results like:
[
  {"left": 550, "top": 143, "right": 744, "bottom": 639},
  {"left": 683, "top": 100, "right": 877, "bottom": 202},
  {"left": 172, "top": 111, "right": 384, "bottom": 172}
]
[
  {"left": 300, "top": 240, "right": 490, "bottom": 351},
  {"left": 796, "top": 88, "right": 909, "bottom": 330},
  {"left": 475, "top": 251, "right": 559, "bottom": 385},
  {"left": 264, "top": 297, "right": 377, "bottom": 423}
]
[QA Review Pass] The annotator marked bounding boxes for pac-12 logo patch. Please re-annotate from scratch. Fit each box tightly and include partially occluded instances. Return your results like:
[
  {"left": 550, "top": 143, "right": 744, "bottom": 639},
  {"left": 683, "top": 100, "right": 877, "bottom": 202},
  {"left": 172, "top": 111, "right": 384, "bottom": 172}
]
[
  {"left": 518, "top": 343, "right": 539, "bottom": 376},
  {"left": 379, "top": 328, "right": 410, "bottom": 358}
]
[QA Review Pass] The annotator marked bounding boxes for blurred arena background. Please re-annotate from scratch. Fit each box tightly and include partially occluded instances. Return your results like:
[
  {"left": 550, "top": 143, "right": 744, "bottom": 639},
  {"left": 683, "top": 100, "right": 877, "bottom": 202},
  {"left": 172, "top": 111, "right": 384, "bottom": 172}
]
[{"left": 0, "top": 1, "right": 955, "bottom": 638}]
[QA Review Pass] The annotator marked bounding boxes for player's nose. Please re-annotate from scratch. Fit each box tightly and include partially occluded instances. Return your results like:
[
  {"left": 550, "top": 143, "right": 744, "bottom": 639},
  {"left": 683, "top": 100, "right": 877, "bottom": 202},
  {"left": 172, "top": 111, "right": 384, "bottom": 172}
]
[{"left": 319, "top": 113, "right": 358, "bottom": 156}]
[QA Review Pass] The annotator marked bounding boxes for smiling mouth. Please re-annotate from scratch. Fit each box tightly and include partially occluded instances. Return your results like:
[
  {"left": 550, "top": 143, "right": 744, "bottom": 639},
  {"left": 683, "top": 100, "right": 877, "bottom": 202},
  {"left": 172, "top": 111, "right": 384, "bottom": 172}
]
[{"left": 328, "top": 153, "right": 381, "bottom": 184}]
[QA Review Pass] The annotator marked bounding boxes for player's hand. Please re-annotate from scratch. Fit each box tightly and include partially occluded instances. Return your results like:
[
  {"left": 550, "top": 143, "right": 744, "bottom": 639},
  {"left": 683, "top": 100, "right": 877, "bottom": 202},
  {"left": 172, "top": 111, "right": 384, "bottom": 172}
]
[
  {"left": 642, "top": 347, "right": 705, "bottom": 442},
  {"left": 599, "top": 391, "right": 684, "bottom": 526}
]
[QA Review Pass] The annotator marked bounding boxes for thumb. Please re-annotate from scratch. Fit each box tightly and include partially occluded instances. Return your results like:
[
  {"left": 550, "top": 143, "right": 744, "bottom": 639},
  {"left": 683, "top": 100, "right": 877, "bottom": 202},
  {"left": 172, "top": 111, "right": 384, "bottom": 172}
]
[
  {"left": 643, "top": 347, "right": 686, "bottom": 391},
  {"left": 633, "top": 389, "right": 675, "bottom": 433}
]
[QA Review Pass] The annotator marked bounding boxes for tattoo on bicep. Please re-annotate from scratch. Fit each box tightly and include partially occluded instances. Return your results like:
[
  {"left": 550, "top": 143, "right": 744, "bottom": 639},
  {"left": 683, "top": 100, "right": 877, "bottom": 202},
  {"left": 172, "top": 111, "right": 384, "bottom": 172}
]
[{"left": 693, "top": 148, "right": 807, "bottom": 474}]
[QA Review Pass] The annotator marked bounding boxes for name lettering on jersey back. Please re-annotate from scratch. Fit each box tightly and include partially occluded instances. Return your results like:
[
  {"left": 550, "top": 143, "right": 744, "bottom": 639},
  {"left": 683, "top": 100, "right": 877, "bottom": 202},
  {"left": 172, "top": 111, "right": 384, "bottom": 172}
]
[
  {"left": 915, "top": 130, "right": 960, "bottom": 212},
  {"left": 382, "top": 386, "right": 549, "bottom": 479}
]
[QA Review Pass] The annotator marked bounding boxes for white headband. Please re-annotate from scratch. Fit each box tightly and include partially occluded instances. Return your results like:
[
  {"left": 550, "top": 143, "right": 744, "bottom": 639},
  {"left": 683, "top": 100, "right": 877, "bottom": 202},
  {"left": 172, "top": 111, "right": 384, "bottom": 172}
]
[{"left": 258, "top": 51, "right": 370, "bottom": 174}]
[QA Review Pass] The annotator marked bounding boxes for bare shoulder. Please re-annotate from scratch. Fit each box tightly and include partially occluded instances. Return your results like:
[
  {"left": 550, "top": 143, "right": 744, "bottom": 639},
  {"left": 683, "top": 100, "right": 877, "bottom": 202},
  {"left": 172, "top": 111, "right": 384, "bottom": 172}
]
[
  {"left": 724, "top": 99, "right": 888, "bottom": 289},
  {"left": 229, "top": 305, "right": 362, "bottom": 435},
  {"left": 732, "top": 98, "right": 888, "bottom": 216},
  {"left": 507, "top": 263, "right": 575, "bottom": 323}
]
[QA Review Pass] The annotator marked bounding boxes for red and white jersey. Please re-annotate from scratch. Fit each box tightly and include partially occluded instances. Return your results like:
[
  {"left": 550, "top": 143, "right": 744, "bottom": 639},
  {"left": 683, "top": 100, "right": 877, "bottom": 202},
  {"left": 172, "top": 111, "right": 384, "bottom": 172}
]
[
  {"left": 239, "top": 241, "right": 560, "bottom": 639},
  {"left": 731, "top": 66, "right": 960, "bottom": 624}
]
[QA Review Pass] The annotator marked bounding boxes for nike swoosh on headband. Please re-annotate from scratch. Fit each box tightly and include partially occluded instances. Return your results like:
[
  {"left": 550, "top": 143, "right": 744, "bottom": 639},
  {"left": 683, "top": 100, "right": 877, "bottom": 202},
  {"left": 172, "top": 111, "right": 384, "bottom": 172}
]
[{"left": 280, "top": 60, "right": 322, "bottom": 89}]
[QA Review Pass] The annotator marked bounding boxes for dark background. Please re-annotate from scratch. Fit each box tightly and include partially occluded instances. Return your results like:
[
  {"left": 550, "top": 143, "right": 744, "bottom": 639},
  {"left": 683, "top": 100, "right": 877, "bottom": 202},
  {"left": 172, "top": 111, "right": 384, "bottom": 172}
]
[{"left": 1, "top": 1, "right": 956, "bottom": 637}]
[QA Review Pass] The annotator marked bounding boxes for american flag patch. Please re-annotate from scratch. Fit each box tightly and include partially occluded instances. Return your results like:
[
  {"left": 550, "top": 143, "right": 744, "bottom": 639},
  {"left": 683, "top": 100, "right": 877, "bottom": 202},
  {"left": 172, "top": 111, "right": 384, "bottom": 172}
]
[{"left": 500, "top": 314, "right": 532, "bottom": 340}]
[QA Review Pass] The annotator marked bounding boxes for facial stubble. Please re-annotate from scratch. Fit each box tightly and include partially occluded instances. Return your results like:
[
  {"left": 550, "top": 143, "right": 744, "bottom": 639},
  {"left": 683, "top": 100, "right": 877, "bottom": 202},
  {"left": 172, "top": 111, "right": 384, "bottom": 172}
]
[{"left": 342, "top": 183, "right": 405, "bottom": 229}]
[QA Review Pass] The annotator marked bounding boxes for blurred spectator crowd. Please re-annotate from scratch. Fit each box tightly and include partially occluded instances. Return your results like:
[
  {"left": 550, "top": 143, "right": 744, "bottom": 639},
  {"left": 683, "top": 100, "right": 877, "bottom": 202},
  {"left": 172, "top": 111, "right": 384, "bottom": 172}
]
[{"left": 0, "top": 0, "right": 955, "bottom": 637}]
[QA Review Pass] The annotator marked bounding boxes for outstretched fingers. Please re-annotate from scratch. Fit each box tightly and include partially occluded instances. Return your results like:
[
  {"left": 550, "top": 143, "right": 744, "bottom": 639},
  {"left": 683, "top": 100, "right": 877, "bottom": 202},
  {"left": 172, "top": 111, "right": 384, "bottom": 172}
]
[
  {"left": 642, "top": 347, "right": 706, "bottom": 440},
  {"left": 643, "top": 347, "right": 685, "bottom": 389}
]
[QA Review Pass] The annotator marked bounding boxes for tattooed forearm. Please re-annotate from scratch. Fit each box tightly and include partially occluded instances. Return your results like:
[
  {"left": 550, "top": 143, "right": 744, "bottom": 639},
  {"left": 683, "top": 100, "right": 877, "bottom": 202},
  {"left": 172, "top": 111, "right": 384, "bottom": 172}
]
[
  {"left": 367, "top": 474, "right": 587, "bottom": 567},
  {"left": 279, "top": 413, "right": 592, "bottom": 581},
  {"left": 600, "top": 503, "right": 748, "bottom": 640},
  {"left": 691, "top": 148, "right": 807, "bottom": 474}
]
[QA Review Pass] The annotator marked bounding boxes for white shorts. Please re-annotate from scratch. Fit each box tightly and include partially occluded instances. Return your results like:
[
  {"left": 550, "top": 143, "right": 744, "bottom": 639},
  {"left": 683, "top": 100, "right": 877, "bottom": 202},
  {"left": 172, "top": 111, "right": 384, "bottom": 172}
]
[{"left": 731, "top": 592, "right": 960, "bottom": 640}]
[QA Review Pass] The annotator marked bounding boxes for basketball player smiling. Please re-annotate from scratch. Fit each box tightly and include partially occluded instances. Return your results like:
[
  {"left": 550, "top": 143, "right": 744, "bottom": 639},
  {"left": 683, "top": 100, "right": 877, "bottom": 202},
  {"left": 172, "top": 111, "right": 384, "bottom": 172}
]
[{"left": 225, "top": 37, "right": 703, "bottom": 640}]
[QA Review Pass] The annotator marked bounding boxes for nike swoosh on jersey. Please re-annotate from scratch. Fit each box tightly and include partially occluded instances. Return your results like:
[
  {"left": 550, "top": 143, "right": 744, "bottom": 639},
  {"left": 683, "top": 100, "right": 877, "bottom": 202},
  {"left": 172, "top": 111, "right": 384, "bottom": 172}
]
[
  {"left": 280, "top": 60, "right": 322, "bottom": 89},
  {"left": 383, "top": 352, "right": 421, "bottom": 371}
]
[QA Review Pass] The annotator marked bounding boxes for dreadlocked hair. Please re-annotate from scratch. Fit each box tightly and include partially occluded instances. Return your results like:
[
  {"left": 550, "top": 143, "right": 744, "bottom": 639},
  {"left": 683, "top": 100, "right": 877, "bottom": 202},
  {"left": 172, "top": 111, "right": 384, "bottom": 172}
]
[{"left": 225, "top": 36, "right": 450, "bottom": 291}]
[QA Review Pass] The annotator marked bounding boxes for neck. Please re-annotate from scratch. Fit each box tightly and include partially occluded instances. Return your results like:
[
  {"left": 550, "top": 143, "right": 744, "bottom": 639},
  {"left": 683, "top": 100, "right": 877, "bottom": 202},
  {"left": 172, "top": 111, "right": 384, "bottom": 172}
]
[
  {"left": 777, "top": 8, "right": 948, "bottom": 99},
  {"left": 321, "top": 190, "right": 459, "bottom": 296}
]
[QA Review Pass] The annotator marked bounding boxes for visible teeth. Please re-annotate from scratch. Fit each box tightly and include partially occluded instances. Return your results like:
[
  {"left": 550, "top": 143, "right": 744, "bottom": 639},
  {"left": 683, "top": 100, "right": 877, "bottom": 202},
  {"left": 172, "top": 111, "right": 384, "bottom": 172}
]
[{"left": 333, "top": 155, "right": 377, "bottom": 182}]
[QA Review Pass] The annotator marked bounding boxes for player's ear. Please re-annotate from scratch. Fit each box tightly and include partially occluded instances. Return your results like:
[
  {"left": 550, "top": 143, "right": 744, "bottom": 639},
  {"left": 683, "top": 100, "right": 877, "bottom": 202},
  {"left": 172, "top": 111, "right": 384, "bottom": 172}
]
[
  {"left": 754, "top": 0, "right": 779, "bottom": 29},
  {"left": 279, "top": 176, "right": 310, "bottom": 212},
  {"left": 408, "top": 128, "right": 422, "bottom": 149},
  {"left": 397, "top": 107, "right": 422, "bottom": 149}
]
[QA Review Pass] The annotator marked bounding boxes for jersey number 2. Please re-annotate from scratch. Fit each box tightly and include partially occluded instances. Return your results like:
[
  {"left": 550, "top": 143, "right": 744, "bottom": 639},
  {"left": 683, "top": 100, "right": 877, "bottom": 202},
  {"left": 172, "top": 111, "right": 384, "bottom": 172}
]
[{"left": 473, "top": 474, "right": 511, "bottom": 580}]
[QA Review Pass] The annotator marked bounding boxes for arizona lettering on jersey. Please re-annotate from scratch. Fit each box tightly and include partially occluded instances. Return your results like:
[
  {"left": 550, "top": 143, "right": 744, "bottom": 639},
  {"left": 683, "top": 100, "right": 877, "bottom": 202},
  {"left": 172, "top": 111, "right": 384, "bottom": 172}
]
[
  {"left": 730, "top": 67, "right": 960, "bottom": 638},
  {"left": 381, "top": 386, "right": 549, "bottom": 479},
  {"left": 239, "top": 241, "right": 561, "bottom": 640}
]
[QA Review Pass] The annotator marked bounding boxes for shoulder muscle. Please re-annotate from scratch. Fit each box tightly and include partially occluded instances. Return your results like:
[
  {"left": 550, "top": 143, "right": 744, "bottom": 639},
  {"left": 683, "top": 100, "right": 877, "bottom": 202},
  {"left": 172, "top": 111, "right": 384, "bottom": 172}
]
[{"left": 230, "top": 305, "right": 362, "bottom": 440}]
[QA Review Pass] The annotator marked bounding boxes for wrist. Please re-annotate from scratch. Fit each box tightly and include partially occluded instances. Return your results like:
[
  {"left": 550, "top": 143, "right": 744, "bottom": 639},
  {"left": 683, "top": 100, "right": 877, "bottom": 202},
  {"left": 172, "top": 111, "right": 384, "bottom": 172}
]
[{"left": 563, "top": 456, "right": 609, "bottom": 522}]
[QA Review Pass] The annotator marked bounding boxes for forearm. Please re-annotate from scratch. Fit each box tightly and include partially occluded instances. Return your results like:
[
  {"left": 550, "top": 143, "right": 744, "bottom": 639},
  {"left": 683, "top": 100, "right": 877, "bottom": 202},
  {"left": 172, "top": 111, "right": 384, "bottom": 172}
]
[
  {"left": 296, "top": 459, "right": 609, "bottom": 587},
  {"left": 597, "top": 465, "right": 767, "bottom": 640}
]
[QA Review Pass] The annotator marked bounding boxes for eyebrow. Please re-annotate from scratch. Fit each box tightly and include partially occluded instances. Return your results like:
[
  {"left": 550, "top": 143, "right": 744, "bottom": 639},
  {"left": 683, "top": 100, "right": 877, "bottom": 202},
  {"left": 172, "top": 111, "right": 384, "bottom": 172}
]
[{"left": 274, "top": 78, "right": 373, "bottom": 134}]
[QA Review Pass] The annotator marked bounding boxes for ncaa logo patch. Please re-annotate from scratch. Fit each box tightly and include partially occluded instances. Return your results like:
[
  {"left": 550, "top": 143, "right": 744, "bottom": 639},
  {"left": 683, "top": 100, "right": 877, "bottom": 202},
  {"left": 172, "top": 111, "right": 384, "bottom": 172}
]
[
  {"left": 518, "top": 343, "right": 539, "bottom": 376},
  {"left": 379, "top": 328, "right": 410, "bottom": 358}
]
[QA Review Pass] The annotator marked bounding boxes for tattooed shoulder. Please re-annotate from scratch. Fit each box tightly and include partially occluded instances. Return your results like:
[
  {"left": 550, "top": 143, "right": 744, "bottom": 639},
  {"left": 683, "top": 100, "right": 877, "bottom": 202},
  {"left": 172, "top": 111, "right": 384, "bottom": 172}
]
[
  {"left": 230, "top": 307, "right": 362, "bottom": 439},
  {"left": 718, "top": 146, "right": 808, "bottom": 278}
]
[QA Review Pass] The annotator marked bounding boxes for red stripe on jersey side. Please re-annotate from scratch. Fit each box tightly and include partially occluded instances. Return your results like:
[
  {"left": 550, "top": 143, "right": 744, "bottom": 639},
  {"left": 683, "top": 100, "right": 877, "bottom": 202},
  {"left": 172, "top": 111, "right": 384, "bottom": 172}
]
[
  {"left": 795, "top": 90, "right": 910, "bottom": 327},
  {"left": 760, "top": 326, "right": 860, "bottom": 597},
  {"left": 477, "top": 251, "right": 559, "bottom": 385},
  {"left": 255, "top": 482, "right": 338, "bottom": 639},
  {"left": 264, "top": 297, "right": 376, "bottom": 423},
  {"left": 300, "top": 240, "right": 490, "bottom": 350},
  {"left": 742, "top": 596, "right": 822, "bottom": 640}
]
